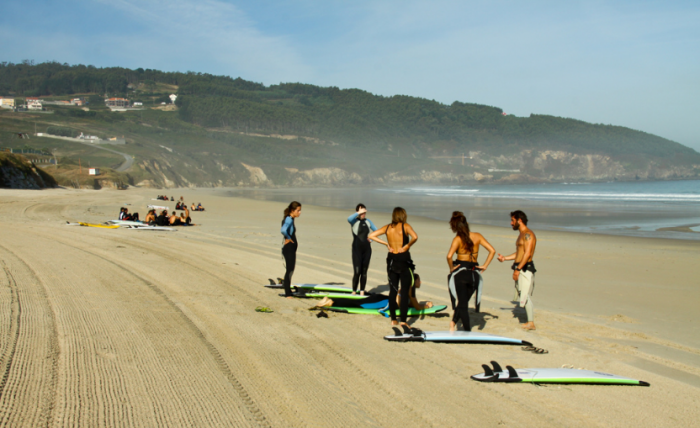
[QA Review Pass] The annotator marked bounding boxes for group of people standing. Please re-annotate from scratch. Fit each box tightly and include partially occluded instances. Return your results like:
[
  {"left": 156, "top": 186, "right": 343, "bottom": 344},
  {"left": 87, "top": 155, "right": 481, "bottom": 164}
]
[{"left": 279, "top": 201, "right": 538, "bottom": 331}]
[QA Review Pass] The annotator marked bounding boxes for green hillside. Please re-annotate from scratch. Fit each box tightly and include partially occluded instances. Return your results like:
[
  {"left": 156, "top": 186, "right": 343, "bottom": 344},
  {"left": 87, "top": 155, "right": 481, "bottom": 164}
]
[{"left": 0, "top": 61, "right": 698, "bottom": 187}]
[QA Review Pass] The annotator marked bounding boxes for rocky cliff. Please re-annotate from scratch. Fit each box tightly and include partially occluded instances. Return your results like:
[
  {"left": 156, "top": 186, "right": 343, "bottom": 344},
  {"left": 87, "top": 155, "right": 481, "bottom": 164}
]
[{"left": 0, "top": 154, "right": 58, "bottom": 189}]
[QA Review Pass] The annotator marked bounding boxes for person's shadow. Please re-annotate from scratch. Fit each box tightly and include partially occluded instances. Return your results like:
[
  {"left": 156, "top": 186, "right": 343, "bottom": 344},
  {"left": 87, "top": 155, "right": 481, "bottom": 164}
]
[
  {"left": 500, "top": 303, "right": 528, "bottom": 324},
  {"left": 468, "top": 310, "right": 499, "bottom": 331},
  {"left": 366, "top": 283, "right": 390, "bottom": 294}
]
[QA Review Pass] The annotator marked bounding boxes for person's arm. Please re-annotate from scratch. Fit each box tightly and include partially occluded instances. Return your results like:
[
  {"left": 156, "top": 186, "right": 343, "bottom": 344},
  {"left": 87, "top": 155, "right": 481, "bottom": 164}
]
[
  {"left": 367, "top": 219, "right": 378, "bottom": 232},
  {"left": 368, "top": 225, "right": 392, "bottom": 252},
  {"left": 399, "top": 224, "right": 418, "bottom": 253},
  {"left": 516, "top": 232, "right": 535, "bottom": 271},
  {"left": 347, "top": 212, "right": 359, "bottom": 225},
  {"left": 446, "top": 237, "right": 461, "bottom": 271},
  {"left": 476, "top": 234, "right": 496, "bottom": 272},
  {"left": 281, "top": 217, "right": 294, "bottom": 243},
  {"left": 497, "top": 252, "right": 516, "bottom": 262}
]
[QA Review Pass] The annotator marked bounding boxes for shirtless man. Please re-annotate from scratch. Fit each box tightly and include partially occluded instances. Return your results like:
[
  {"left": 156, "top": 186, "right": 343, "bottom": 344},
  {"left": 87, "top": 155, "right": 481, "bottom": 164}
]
[{"left": 498, "top": 210, "right": 537, "bottom": 330}]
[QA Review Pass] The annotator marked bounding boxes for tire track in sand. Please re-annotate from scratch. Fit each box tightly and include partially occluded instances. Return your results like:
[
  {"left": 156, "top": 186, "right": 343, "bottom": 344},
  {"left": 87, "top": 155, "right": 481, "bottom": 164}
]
[
  {"left": 0, "top": 246, "right": 59, "bottom": 428},
  {"left": 33, "top": 231, "right": 270, "bottom": 428}
]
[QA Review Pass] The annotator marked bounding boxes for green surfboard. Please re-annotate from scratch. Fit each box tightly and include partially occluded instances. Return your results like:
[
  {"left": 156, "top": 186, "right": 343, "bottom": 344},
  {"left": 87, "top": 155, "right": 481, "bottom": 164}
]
[{"left": 328, "top": 305, "right": 447, "bottom": 316}]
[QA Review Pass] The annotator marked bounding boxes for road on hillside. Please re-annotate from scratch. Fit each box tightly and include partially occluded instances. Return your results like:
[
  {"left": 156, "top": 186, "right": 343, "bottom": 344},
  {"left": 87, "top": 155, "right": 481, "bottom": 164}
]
[{"left": 74, "top": 141, "right": 134, "bottom": 172}]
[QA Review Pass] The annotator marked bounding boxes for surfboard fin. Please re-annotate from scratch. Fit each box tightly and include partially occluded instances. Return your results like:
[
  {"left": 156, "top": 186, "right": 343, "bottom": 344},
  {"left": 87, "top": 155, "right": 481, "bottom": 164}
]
[
  {"left": 268, "top": 279, "right": 276, "bottom": 285},
  {"left": 482, "top": 364, "right": 494, "bottom": 377},
  {"left": 506, "top": 366, "right": 519, "bottom": 379},
  {"left": 491, "top": 361, "right": 503, "bottom": 373}
]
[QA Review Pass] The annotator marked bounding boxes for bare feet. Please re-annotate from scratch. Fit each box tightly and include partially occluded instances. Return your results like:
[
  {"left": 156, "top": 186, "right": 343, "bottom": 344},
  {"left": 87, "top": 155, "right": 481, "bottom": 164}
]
[
  {"left": 391, "top": 320, "right": 399, "bottom": 326},
  {"left": 286, "top": 296, "right": 295, "bottom": 299},
  {"left": 360, "top": 291, "right": 365, "bottom": 296},
  {"left": 521, "top": 322, "right": 536, "bottom": 330},
  {"left": 316, "top": 297, "right": 334, "bottom": 307},
  {"left": 449, "top": 321, "right": 456, "bottom": 332}
]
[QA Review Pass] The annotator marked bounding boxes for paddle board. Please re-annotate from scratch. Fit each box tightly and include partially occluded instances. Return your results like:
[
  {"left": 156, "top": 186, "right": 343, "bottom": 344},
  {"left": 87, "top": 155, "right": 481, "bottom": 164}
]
[
  {"left": 328, "top": 305, "right": 447, "bottom": 316},
  {"left": 471, "top": 361, "right": 649, "bottom": 386},
  {"left": 66, "top": 222, "right": 120, "bottom": 229},
  {"left": 384, "top": 331, "right": 532, "bottom": 346}
]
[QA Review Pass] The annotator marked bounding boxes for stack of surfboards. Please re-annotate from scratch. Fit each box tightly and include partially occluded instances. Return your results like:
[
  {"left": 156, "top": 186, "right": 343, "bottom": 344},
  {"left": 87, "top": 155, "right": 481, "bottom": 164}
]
[
  {"left": 265, "top": 282, "right": 447, "bottom": 316},
  {"left": 471, "top": 361, "right": 649, "bottom": 386}
]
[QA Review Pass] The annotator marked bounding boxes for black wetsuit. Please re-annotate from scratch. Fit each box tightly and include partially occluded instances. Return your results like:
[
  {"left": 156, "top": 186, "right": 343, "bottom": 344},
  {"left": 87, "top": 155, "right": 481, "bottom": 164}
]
[
  {"left": 386, "top": 224, "right": 415, "bottom": 323},
  {"left": 447, "top": 260, "right": 480, "bottom": 331},
  {"left": 350, "top": 216, "right": 375, "bottom": 292},
  {"left": 281, "top": 217, "right": 297, "bottom": 297}
]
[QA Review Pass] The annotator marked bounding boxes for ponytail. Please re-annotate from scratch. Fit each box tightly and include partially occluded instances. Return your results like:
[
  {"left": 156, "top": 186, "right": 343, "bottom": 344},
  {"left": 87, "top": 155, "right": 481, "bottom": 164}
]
[
  {"left": 449, "top": 211, "right": 473, "bottom": 253},
  {"left": 282, "top": 201, "right": 302, "bottom": 225}
]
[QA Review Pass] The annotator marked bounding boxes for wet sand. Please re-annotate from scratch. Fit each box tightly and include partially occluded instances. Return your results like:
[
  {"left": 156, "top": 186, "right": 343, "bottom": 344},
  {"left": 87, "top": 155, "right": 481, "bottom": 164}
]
[{"left": 0, "top": 187, "right": 698, "bottom": 427}]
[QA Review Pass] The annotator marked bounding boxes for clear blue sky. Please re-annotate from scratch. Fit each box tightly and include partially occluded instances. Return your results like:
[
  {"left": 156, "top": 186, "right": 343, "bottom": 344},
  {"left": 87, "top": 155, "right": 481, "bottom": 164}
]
[{"left": 2, "top": 0, "right": 699, "bottom": 151}]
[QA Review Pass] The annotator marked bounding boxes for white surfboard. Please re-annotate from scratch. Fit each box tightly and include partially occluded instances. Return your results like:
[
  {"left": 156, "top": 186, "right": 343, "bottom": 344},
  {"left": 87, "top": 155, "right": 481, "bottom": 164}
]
[
  {"left": 384, "top": 331, "right": 531, "bottom": 346},
  {"left": 471, "top": 361, "right": 649, "bottom": 386},
  {"left": 125, "top": 225, "right": 176, "bottom": 231},
  {"left": 148, "top": 205, "right": 170, "bottom": 211}
]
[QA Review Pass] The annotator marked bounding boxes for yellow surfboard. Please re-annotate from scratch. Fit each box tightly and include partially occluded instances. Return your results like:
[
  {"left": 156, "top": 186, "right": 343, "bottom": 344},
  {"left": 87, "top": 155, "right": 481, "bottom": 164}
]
[{"left": 67, "top": 222, "right": 120, "bottom": 229}]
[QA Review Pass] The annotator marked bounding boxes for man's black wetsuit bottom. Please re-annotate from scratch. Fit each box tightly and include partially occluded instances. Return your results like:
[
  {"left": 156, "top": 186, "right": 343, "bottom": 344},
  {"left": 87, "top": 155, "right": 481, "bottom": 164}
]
[
  {"left": 282, "top": 241, "right": 297, "bottom": 297},
  {"left": 351, "top": 245, "right": 372, "bottom": 292}
]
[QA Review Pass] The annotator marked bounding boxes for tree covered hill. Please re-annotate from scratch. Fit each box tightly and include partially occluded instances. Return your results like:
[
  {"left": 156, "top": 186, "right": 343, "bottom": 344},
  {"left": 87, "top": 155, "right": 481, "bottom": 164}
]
[{"left": 1, "top": 61, "right": 698, "bottom": 187}]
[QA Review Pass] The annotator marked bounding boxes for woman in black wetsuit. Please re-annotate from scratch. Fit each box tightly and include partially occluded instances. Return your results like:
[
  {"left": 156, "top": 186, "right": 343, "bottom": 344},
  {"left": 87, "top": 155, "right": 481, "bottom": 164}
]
[
  {"left": 347, "top": 203, "right": 378, "bottom": 295},
  {"left": 446, "top": 211, "right": 496, "bottom": 331},
  {"left": 368, "top": 207, "right": 418, "bottom": 327},
  {"left": 281, "top": 201, "right": 302, "bottom": 298}
]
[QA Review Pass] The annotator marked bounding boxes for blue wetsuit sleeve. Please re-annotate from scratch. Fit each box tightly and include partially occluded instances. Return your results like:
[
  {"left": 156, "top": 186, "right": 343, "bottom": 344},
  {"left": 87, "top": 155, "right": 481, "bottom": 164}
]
[
  {"left": 347, "top": 212, "right": 359, "bottom": 225},
  {"left": 281, "top": 216, "right": 293, "bottom": 240},
  {"left": 367, "top": 219, "right": 377, "bottom": 232}
]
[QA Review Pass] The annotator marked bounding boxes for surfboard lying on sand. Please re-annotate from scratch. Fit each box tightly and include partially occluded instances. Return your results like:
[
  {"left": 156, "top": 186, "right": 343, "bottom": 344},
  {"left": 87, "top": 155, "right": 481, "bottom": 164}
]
[
  {"left": 384, "top": 331, "right": 532, "bottom": 346},
  {"left": 125, "top": 225, "right": 176, "bottom": 231},
  {"left": 148, "top": 205, "right": 169, "bottom": 210},
  {"left": 108, "top": 220, "right": 144, "bottom": 226},
  {"left": 265, "top": 283, "right": 354, "bottom": 293},
  {"left": 293, "top": 292, "right": 372, "bottom": 300},
  {"left": 66, "top": 222, "right": 120, "bottom": 229},
  {"left": 328, "top": 305, "right": 447, "bottom": 316},
  {"left": 471, "top": 361, "right": 650, "bottom": 386}
]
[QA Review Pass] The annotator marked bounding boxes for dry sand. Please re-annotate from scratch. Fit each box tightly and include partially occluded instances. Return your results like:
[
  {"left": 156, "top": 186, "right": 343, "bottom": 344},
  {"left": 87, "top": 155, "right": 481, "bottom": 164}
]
[{"left": 0, "top": 187, "right": 698, "bottom": 427}]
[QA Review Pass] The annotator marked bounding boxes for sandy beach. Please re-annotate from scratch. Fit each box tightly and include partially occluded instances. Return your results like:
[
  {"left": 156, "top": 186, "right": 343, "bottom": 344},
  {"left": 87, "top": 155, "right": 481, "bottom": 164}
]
[{"left": 0, "top": 187, "right": 698, "bottom": 427}]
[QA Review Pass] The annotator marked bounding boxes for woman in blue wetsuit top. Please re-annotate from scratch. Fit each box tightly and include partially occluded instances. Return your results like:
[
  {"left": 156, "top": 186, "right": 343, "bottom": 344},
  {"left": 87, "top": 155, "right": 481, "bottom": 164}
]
[
  {"left": 347, "top": 203, "right": 377, "bottom": 295},
  {"left": 281, "top": 201, "right": 302, "bottom": 298}
]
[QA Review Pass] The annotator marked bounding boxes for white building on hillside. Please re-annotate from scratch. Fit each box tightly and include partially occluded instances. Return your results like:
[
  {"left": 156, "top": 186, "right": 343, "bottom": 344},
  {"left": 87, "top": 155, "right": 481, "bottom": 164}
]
[
  {"left": 169, "top": 94, "right": 177, "bottom": 104},
  {"left": 26, "top": 97, "right": 42, "bottom": 110}
]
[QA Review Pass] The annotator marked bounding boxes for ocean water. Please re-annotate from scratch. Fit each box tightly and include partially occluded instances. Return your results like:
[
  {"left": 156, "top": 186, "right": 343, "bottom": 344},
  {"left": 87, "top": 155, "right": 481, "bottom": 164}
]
[{"left": 226, "top": 180, "right": 700, "bottom": 240}]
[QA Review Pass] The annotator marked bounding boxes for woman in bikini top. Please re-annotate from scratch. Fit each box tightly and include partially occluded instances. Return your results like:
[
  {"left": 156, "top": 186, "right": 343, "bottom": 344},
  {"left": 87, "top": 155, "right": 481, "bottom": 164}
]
[{"left": 446, "top": 211, "right": 495, "bottom": 273}]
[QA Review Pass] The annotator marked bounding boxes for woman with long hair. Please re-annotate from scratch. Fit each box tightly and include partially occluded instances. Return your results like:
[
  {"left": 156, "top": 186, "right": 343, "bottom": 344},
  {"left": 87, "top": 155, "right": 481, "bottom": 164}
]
[
  {"left": 368, "top": 207, "right": 418, "bottom": 328},
  {"left": 446, "top": 211, "right": 495, "bottom": 331},
  {"left": 281, "top": 201, "right": 302, "bottom": 298}
]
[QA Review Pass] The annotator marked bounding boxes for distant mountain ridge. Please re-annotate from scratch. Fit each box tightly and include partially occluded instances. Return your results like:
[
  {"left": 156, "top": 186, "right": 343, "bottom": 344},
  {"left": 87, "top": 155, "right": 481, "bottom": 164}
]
[{"left": 0, "top": 61, "right": 698, "bottom": 188}]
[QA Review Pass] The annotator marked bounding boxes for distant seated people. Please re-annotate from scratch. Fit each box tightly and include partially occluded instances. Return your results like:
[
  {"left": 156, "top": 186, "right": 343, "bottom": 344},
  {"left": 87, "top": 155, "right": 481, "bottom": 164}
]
[
  {"left": 144, "top": 209, "right": 156, "bottom": 224},
  {"left": 191, "top": 203, "right": 196, "bottom": 211},
  {"left": 180, "top": 196, "right": 184, "bottom": 202},
  {"left": 119, "top": 207, "right": 139, "bottom": 221},
  {"left": 175, "top": 201, "right": 182, "bottom": 210},
  {"left": 196, "top": 203, "right": 205, "bottom": 211},
  {"left": 169, "top": 211, "right": 182, "bottom": 225},
  {"left": 170, "top": 196, "right": 174, "bottom": 201},
  {"left": 156, "top": 210, "right": 169, "bottom": 226}
]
